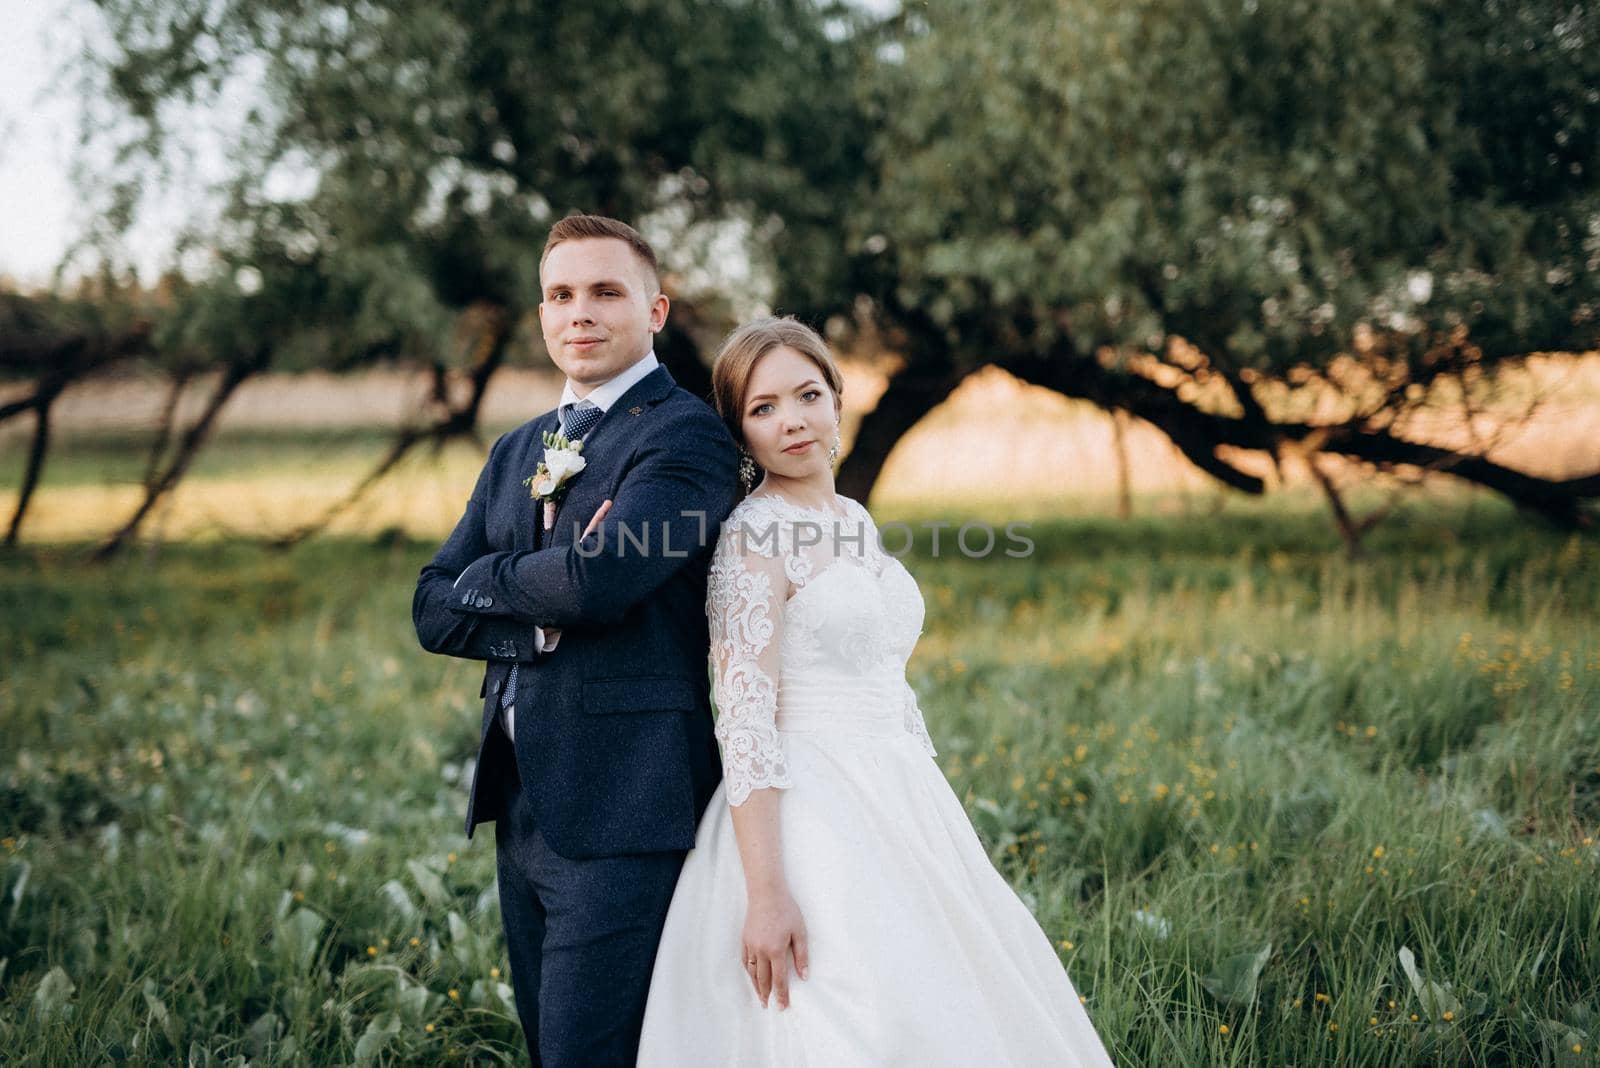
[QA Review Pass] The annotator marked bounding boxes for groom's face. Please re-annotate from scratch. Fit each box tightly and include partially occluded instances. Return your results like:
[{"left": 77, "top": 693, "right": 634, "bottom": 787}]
[{"left": 538, "top": 238, "right": 669, "bottom": 393}]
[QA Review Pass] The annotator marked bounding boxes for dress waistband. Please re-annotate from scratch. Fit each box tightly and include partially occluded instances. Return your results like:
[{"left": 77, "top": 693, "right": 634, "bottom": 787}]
[
  {"left": 775, "top": 676, "right": 904, "bottom": 736},
  {"left": 775, "top": 711, "right": 904, "bottom": 737}
]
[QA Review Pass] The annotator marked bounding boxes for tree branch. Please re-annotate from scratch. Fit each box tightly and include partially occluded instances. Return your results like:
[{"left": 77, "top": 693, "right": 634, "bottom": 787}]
[
  {"left": 92, "top": 346, "right": 271, "bottom": 561},
  {"left": 998, "top": 341, "right": 1599, "bottom": 528}
]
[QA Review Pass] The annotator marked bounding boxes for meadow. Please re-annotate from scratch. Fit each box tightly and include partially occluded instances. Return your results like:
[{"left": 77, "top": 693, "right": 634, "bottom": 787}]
[{"left": 2, "top": 418, "right": 1598, "bottom": 1065}]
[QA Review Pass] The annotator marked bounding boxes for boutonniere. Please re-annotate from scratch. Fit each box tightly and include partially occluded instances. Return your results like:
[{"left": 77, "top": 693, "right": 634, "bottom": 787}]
[{"left": 523, "top": 429, "right": 588, "bottom": 532}]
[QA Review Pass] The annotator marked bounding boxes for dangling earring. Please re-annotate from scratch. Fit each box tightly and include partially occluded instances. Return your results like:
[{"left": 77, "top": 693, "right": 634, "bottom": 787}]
[
  {"left": 739, "top": 449, "right": 758, "bottom": 492},
  {"left": 826, "top": 417, "right": 841, "bottom": 466}
]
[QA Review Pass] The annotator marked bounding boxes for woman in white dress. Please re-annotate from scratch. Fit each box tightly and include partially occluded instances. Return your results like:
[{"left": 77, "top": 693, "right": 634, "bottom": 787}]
[{"left": 636, "top": 317, "right": 1116, "bottom": 1066}]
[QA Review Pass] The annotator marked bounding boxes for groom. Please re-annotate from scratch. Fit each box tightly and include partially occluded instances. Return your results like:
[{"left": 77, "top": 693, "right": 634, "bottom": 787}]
[{"left": 412, "top": 214, "right": 739, "bottom": 1066}]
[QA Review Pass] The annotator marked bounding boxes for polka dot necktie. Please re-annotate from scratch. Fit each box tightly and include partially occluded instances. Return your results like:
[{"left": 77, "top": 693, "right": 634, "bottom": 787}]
[
  {"left": 501, "top": 399, "right": 603, "bottom": 716},
  {"left": 558, "top": 399, "right": 604, "bottom": 442}
]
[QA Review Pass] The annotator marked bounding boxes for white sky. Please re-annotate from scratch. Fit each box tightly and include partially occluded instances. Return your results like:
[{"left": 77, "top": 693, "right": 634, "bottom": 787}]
[
  {"left": 0, "top": 0, "right": 90, "bottom": 286},
  {"left": 0, "top": 0, "right": 222, "bottom": 288}
]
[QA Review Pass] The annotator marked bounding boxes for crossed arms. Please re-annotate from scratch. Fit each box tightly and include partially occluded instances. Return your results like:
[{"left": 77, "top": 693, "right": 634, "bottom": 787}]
[{"left": 412, "top": 411, "right": 737, "bottom": 662}]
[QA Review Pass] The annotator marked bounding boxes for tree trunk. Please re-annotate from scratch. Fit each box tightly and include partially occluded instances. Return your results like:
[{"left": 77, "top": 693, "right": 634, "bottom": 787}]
[
  {"left": 1, "top": 325, "right": 151, "bottom": 544},
  {"left": 653, "top": 312, "right": 714, "bottom": 402},
  {"left": 1308, "top": 454, "right": 1365, "bottom": 558},
  {"left": 6, "top": 391, "right": 56, "bottom": 546},
  {"left": 835, "top": 362, "right": 969, "bottom": 502},
  {"left": 271, "top": 316, "right": 512, "bottom": 547},
  {"left": 141, "top": 371, "right": 192, "bottom": 491},
  {"left": 1111, "top": 408, "right": 1133, "bottom": 520},
  {"left": 93, "top": 349, "right": 268, "bottom": 561}
]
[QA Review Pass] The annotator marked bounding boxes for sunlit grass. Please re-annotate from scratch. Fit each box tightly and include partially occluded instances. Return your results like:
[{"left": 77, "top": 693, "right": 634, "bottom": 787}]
[{"left": 2, "top": 493, "right": 1597, "bottom": 1064}]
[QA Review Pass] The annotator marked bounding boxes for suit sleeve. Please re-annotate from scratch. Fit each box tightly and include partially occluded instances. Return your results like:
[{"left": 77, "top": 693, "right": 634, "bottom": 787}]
[
  {"left": 445, "top": 406, "right": 738, "bottom": 628},
  {"left": 412, "top": 434, "right": 544, "bottom": 662}
]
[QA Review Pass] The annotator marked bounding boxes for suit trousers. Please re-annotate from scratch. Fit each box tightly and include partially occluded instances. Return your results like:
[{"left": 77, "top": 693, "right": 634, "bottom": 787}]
[{"left": 489, "top": 730, "right": 689, "bottom": 1067}]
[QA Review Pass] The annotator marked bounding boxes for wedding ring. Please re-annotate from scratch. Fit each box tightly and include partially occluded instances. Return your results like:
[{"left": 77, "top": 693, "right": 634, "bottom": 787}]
[{"left": 745, "top": 959, "right": 757, "bottom": 967}]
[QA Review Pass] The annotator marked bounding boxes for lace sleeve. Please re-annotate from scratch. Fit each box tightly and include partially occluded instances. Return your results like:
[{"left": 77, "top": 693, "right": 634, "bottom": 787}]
[
  {"left": 707, "top": 526, "right": 795, "bottom": 806},
  {"left": 901, "top": 679, "right": 938, "bottom": 758}
]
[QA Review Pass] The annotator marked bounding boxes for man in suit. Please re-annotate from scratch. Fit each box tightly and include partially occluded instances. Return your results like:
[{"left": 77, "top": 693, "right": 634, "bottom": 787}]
[{"left": 413, "top": 214, "right": 739, "bottom": 1066}]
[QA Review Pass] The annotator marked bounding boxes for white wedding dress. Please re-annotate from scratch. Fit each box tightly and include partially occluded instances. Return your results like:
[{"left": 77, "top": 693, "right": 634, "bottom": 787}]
[{"left": 636, "top": 492, "right": 1115, "bottom": 1067}]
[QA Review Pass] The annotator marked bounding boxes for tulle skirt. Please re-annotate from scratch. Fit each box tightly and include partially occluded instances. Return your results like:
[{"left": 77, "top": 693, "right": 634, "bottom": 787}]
[{"left": 636, "top": 727, "right": 1117, "bottom": 1067}]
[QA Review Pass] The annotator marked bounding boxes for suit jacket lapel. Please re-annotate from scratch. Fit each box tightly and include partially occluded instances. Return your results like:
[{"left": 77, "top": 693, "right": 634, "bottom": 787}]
[
  {"left": 537, "top": 367, "right": 678, "bottom": 549},
  {"left": 576, "top": 365, "right": 678, "bottom": 459}
]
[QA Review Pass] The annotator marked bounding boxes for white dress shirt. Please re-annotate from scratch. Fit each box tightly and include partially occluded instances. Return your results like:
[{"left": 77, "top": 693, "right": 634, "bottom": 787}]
[{"left": 480, "top": 349, "right": 660, "bottom": 739}]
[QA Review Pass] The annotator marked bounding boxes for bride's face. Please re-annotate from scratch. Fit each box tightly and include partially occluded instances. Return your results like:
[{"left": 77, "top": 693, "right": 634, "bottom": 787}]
[{"left": 739, "top": 345, "right": 839, "bottom": 480}]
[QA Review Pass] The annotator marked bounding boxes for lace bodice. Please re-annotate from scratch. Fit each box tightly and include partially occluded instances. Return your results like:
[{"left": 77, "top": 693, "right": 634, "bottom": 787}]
[{"left": 707, "top": 492, "right": 937, "bottom": 806}]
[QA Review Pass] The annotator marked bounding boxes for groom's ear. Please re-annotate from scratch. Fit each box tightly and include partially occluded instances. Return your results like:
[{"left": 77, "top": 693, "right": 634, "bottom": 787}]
[{"left": 648, "top": 289, "right": 670, "bottom": 334}]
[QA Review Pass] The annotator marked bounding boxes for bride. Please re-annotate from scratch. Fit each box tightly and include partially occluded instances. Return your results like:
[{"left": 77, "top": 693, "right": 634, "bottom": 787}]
[{"left": 636, "top": 317, "right": 1115, "bottom": 1066}]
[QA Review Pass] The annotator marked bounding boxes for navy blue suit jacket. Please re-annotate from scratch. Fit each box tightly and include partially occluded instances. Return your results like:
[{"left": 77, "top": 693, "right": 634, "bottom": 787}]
[{"left": 413, "top": 365, "right": 739, "bottom": 859}]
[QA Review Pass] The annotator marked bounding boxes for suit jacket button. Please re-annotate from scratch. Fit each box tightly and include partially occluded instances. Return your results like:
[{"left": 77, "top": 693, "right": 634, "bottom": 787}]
[
  {"left": 490, "top": 678, "right": 501, "bottom": 694},
  {"left": 481, "top": 595, "right": 493, "bottom": 608},
  {"left": 460, "top": 592, "right": 471, "bottom": 605}
]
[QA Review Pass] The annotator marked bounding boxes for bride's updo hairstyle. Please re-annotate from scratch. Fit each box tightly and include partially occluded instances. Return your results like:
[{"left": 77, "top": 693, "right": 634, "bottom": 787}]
[{"left": 710, "top": 316, "right": 845, "bottom": 449}]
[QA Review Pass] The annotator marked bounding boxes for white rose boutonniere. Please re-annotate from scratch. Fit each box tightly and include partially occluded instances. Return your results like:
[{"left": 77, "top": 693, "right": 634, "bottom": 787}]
[{"left": 522, "top": 429, "right": 588, "bottom": 531}]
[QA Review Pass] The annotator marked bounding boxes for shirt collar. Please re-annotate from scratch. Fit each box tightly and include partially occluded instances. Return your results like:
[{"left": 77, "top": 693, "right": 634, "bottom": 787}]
[{"left": 559, "top": 350, "right": 659, "bottom": 413}]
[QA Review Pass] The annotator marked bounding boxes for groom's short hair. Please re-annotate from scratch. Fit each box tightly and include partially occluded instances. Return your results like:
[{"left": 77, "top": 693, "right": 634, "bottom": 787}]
[{"left": 540, "top": 214, "right": 661, "bottom": 294}]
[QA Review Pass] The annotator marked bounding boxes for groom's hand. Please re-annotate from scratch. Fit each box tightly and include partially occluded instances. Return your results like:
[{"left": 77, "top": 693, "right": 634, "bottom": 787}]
[{"left": 540, "top": 499, "right": 613, "bottom": 647}]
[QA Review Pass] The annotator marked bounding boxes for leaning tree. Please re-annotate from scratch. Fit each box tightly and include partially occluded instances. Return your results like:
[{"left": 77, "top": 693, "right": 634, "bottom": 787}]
[
  {"left": 53, "top": 0, "right": 1600, "bottom": 552},
  {"left": 829, "top": 0, "right": 1600, "bottom": 536}
]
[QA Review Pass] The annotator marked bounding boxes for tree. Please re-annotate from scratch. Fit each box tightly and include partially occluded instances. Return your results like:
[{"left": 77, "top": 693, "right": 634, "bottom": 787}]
[
  {"left": 61, "top": 0, "right": 1600, "bottom": 551},
  {"left": 0, "top": 284, "right": 153, "bottom": 544},
  {"left": 833, "top": 0, "right": 1599, "bottom": 530},
  {"left": 70, "top": 0, "right": 871, "bottom": 548}
]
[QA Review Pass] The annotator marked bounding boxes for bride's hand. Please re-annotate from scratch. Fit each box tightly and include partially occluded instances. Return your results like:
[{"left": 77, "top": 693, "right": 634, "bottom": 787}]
[
  {"left": 542, "top": 500, "right": 613, "bottom": 647},
  {"left": 742, "top": 888, "right": 810, "bottom": 1009}
]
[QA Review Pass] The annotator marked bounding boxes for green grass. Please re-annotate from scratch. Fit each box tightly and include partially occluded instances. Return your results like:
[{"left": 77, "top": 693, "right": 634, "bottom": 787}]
[{"left": 2, "top": 501, "right": 1598, "bottom": 1065}]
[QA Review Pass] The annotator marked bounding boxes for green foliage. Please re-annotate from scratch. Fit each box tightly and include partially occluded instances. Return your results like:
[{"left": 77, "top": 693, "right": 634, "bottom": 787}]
[
  {"left": 871, "top": 0, "right": 1600, "bottom": 367},
  {"left": 57, "top": 0, "right": 1600, "bottom": 521},
  {"left": 83, "top": 0, "right": 872, "bottom": 370}
]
